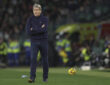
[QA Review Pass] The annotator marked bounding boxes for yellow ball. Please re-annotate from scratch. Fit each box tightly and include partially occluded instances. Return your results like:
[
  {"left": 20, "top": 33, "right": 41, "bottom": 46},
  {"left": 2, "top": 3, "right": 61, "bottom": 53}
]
[{"left": 68, "top": 68, "right": 76, "bottom": 75}]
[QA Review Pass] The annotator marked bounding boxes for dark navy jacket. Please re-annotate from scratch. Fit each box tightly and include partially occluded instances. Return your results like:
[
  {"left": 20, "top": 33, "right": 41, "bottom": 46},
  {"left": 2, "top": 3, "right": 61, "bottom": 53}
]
[{"left": 25, "top": 14, "right": 48, "bottom": 41}]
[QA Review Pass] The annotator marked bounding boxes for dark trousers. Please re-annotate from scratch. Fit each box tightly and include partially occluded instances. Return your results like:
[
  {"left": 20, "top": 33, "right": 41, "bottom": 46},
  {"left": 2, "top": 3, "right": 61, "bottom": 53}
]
[
  {"left": 0, "top": 54, "right": 7, "bottom": 63},
  {"left": 25, "top": 51, "right": 31, "bottom": 65},
  {"left": 8, "top": 53, "right": 13, "bottom": 66},
  {"left": 30, "top": 39, "right": 49, "bottom": 80},
  {"left": 8, "top": 53, "right": 19, "bottom": 66}
]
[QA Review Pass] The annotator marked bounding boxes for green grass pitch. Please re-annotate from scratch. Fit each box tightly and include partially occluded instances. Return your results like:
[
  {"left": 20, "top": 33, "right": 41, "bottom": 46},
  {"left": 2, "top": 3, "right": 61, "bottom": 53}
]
[{"left": 0, "top": 67, "right": 110, "bottom": 85}]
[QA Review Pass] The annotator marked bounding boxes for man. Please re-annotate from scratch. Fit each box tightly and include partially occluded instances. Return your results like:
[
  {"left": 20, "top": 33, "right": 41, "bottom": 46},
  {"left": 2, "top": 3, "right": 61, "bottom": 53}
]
[
  {"left": 7, "top": 37, "right": 20, "bottom": 66},
  {"left": 23, "top": 38, "right": 31, "bottom": 66},
  {"left": 25, "top": 4, "right": 49, "bottom": 83},
  {"left": 103, "top": 43, "right": 110, "bottom": 67},
  {"left": 0, "top": 36, "right": 7, "bottom": 64}
]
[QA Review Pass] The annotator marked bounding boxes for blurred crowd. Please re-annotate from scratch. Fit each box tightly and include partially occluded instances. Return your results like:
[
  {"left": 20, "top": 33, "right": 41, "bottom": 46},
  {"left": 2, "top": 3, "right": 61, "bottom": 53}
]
[
  {"left": 1, "top": 31, "right": 110, "bottom": 68},
  {"left": 0, "top": 0, "right": 33, "bottom": 41},
  {"left": 55, "top": 32, "right": 110, "bottom": 68},
  {"left": 0, "top": 0, "right": 110, "bottom": 40},
  {"left": 44, "top": 0, "right": 110, "bottom": 28},
  {"left": 0, "top": 0, "right": 110, "bottom": 68}
]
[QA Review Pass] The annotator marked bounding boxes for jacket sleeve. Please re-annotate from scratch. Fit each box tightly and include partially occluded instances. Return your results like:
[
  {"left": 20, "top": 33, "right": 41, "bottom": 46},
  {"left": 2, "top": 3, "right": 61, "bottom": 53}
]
[
  {"left": 25, "top": 17, "right": 32, "bottom": 35},
  {"left": 32, "top": 17, "right": 48, "bottom": 34}
]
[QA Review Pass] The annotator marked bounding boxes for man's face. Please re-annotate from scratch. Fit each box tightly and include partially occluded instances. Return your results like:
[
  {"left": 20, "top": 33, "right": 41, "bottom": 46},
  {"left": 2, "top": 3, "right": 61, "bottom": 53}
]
[{"left": 33, "top": 7, "right": 41, "bottom": 17}]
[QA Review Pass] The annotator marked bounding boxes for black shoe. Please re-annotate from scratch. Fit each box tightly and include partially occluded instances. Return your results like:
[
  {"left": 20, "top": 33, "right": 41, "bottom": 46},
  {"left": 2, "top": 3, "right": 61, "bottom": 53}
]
[
  {"left": 43, "top": 78, "right": 48, "bottom": 82},
  {"left": 28, "top": 79, "right": 35, "bottom": 83}
]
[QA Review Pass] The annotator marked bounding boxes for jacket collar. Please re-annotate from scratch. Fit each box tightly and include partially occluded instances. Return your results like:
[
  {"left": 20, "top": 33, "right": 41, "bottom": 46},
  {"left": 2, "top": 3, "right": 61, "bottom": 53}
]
[{"left": 33, "top": 14, "right": 43, "bottom": 19}]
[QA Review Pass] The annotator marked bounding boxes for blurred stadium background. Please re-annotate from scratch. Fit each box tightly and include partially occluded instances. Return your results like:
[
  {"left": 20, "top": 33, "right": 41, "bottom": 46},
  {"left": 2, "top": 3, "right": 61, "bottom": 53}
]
[{"left": 0, "top": 0, "right": 110, "bottom": 85}]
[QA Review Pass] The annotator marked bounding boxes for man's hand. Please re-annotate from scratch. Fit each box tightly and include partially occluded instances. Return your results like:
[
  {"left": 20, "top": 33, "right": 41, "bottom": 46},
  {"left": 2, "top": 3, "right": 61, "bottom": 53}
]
[
  {"left": 30, "top": 24, "right": 45, "bottom": 31},
  {"left": 30, "top": 28, "right": 33, "bottom": 31},
  {"left": 41, "top": 24, "right": 45, "bottom": 28}
]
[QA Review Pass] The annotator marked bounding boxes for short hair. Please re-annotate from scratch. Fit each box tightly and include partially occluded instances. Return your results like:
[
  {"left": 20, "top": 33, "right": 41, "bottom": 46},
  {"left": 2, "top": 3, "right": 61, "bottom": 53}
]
[{"left": 33, "top": 3, "right": 42, "bottom": 10}]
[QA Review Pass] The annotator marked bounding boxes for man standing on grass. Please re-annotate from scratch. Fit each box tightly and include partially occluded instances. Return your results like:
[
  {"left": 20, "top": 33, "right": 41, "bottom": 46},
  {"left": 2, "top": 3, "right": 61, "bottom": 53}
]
[{"left": 25, "top": 3, "right": 49, "bottom": 83}]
